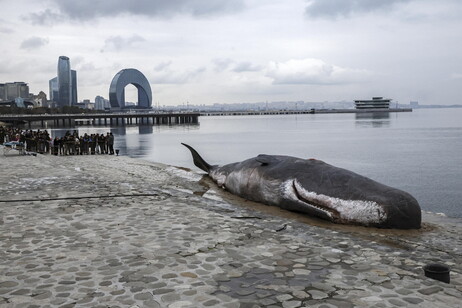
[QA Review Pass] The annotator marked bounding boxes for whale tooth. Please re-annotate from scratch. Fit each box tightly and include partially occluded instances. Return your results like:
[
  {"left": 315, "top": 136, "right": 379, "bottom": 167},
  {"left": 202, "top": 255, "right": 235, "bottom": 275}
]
[
  {"left": 283, "top": 180, "right": 334, "bottom": 219},
  {"left": 292, "top": 180, "right": 387, "bottom": 225}
]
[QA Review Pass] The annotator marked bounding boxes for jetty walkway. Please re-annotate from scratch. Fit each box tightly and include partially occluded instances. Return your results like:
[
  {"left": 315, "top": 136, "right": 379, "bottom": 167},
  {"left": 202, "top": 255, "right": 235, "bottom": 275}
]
[
  {"left": 0, "top": 150, "right": 460, "bottom": 307},
  {"left": 0, "top": 112, "right": 200, "bottom": 128},
  {"left": 201, "top": 108, "right": 412, "bottom": 116}
]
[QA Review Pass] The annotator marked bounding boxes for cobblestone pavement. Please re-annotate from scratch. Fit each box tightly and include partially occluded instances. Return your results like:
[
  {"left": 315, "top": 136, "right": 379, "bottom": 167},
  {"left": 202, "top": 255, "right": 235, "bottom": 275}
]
[{"left": 1, "top": 150, "right": 461, "bottom": 307}]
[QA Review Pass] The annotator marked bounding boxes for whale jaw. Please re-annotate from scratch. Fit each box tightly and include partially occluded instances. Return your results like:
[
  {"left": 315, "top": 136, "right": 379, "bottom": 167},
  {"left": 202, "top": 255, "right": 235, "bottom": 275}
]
[{"left": 284, "top": 179, "right": 389, "bottom": 227}]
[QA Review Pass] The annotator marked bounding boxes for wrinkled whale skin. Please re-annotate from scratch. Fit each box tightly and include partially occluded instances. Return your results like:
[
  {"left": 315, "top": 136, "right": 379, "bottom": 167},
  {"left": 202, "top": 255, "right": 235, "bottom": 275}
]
[{"left": 182, "top": 143, "right": 421, "bottom": 229}]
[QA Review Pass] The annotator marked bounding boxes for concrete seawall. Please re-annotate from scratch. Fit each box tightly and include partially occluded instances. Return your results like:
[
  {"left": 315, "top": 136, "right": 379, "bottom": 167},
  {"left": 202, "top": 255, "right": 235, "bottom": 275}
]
[{"left": 0, "top": 149, "right": 461, "bottom": 307}]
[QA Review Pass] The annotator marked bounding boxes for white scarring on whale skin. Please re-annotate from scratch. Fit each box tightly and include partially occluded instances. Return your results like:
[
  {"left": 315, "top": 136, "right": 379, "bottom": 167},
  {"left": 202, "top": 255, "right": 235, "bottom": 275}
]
[
  {"left": 210, "top": 169, "right": 227, "bottom": 187},
  {"left": 211, "top": 168, "right": 388, "bottom": 226},
  {"left": 285, "top": 180, "right": 388, "bottom": 225}
]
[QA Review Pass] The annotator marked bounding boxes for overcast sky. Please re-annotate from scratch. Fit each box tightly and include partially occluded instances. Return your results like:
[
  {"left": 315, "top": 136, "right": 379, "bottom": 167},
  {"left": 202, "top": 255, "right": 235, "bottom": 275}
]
[{"left": 1, "top": 0, "right": 462, "bottom": 105}]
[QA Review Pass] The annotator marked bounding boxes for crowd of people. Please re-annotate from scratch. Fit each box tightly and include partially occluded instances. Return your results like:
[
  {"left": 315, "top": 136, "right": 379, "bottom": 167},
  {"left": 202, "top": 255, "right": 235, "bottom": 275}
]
[{"left": 0, "top": 126, "right": 115, "bottom": 155}]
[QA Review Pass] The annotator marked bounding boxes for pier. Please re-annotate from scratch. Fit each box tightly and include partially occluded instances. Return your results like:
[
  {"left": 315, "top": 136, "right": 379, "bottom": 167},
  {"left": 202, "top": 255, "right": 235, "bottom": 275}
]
[
  {"left": 0, "top": 112, "right": 200, "bottom": 128},
  {"left": 0, "top": 108, "right": 412, "bottom": 126},
  {"left": 201, "top": 108, "right": 412, "bottom": 116},
  {"left": 200, "top": 110, "right": 314, "bottom": 116},
  {"left": 311, "top": 108, "right": 412, "bottom": 114}
]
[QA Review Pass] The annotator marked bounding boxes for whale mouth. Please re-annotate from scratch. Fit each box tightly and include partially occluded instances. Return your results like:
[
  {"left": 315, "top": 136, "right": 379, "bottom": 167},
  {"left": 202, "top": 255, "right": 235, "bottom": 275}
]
[
  {"left": 292, "top": 180, "right": 338, "bottom": 220},
  {"left": 291, "top": 179, "right": 387, "bottom": 225}
]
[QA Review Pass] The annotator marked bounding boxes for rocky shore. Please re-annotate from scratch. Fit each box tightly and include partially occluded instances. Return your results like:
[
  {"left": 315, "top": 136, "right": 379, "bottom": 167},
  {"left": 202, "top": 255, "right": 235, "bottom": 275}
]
[{"left": 0, "top": 149, "right": 461, "bottom": 307}]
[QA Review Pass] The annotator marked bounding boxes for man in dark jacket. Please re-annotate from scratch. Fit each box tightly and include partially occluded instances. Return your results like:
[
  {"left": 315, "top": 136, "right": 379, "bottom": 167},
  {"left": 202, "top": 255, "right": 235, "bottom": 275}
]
[{"left": 107, "top": 132, "right": 114, "bottom": 155}]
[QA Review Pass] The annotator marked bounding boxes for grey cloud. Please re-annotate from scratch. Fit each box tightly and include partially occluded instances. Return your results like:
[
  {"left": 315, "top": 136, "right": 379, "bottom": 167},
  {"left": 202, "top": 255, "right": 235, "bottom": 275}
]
[
  {"left": 101, "top": 35, "right": 146, "bottom": 52},
  {"left": 0, "top": 27, "right": 14, "bottom": 33},
  {"left": 0, "top": 21, "right": 14, "bottom": 33},
  {"left": 305, "top": 0, "right": 412, "bottom": 19},
  {"left": 20, "top": 36, "right": 49, "bottom": 50},
  {"left": 213, "top": 58, "right": 234, "bottom": 72},
  {"left": 72, "top": 57, "right": 97, "bottom": 71},
  {"left": 27, "top": 9, "right": 65, "bottom": 25},
  {"left": 40, "top": 0, "right": 244, "bottom": 21},
  {"left": 0, "top": 18, "right": 14, "bottom": 33},
  {"left": 154, "top": 61, "right": 173, "bottom": 71},
  {"left": 0, "top": 60, "right": 10, "bottom": 74},
  {"left": 232, "top": 61, "right": 263, "bottom": 72},
  {"left": 0, "top": 58, "right": 53, "bottom": 76},
  {"left": 152, "top": 66, "right": 206, "bottom": 84},
  {"left": 266, "top": 58, "right": 370, "bottom": 85},
  {"left": 79, "top": 62, "right": 97, "bottom": 71}
]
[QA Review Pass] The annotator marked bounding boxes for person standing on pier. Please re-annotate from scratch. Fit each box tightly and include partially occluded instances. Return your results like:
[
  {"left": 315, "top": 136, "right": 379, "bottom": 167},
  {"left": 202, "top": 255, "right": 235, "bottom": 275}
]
[
  {"left": 0, "top": 126, "right": 5, "bottom": 144},
  {"left": 83, "top": 133, "right": 90, "bottom": 154},
  {"left": 107, "top": 132, "right": 114, "bottom": 155},
  {"left": 52, "top": 137, "right": 59, "bottom": 155},
  {"left": 98, "top": 133, "right": 106, "bottom": 154},
  {"left": 90, "top": 134, "right": 96, "bottom": 154}
]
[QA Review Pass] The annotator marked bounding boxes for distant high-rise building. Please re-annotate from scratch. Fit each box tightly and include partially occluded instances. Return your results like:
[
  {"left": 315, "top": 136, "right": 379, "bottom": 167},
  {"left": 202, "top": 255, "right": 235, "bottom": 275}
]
[
  {"left": 57, "top": 56, "right": 71, "bottom": 107},
  {"left": 19, "top": 83, "right": 29, "bottom": 99},
  {"left": 49, "top": 77, "right": 58, "bottom": 102},
  {"left": 95, "top": 95, "right": 104, "bottom": 110},
  {"left": 0, "top": 84, "right": 5, "bottom": 101},
  {"left": 104, "top": 99, "right": 111, "bottom": 110},
  {"left": 6, "top": 83, "right": 17, "bottom": 100},
  {"left": 50, "top": 56, "right": 78, "bottom": 108},
  {"left": 95, "top": 95, "right": 111, "bottom": 110},
  {"left": 1, "top": 82, "right": 29, "bottom": 101},
  {"left": 71, "top": 70, "right": 78, "bottom": 105}
]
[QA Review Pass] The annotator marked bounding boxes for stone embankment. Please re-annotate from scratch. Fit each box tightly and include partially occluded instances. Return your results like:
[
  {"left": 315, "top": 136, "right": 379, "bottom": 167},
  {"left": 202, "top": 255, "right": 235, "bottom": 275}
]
[{"left": 0, "top": 149, "right": 461, "bottom": 307}]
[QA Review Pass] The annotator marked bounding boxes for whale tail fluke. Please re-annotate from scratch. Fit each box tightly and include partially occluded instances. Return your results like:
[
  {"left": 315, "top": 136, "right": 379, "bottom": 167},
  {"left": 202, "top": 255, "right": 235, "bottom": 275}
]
[{"left": 181, "top": 143, "right": 212, "bottom": 173}]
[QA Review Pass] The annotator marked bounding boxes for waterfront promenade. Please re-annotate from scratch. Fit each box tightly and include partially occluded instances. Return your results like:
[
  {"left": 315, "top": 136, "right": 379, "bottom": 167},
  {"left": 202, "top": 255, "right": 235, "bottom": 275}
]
[
  {"left": 0, "top": 112, "right": 200, "bottom": 128},
  {"left": 0, "top": 150, "right": 461, "bottom": 307}
]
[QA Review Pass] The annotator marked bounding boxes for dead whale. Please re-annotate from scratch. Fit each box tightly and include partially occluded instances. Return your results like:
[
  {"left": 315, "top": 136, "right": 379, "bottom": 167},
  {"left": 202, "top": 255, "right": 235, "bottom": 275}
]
[{"left": 182, "top": 143, "right": 421, "bottom": 229}]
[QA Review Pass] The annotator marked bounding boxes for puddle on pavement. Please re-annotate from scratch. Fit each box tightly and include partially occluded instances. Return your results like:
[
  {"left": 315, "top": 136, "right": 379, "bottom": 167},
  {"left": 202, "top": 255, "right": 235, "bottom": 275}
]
[{"left": 216, "top": 266, "right": 329, "bottom": 300}]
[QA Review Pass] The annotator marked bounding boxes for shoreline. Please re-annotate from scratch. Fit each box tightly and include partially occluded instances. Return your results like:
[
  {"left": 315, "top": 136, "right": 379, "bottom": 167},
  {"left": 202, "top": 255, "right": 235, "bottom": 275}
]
[{"left": 1, "top": 150, "right": 461, "bottom": 307}]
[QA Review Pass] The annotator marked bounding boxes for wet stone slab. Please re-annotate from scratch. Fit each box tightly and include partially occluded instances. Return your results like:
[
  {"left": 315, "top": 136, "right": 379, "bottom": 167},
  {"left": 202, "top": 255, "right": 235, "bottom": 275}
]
[{"left": 0, "top": 152, "right": 461, "bottom": 307}]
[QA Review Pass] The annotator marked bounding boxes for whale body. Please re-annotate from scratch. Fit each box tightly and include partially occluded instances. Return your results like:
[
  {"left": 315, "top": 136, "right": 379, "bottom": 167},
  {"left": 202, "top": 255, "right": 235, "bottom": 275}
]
[{"left": 182, "top": 143, "right": 421, "bottom": 229}]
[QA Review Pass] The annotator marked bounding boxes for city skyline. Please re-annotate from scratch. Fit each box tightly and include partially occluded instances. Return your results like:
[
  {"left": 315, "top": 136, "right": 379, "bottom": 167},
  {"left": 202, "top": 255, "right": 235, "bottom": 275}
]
[{"left": 1, "top": 1, "right": 462, "bottom": 106}]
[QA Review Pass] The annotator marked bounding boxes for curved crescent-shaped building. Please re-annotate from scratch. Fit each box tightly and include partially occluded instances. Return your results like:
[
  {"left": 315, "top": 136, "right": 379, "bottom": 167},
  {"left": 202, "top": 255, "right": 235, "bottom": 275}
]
[{"left": 109, "top": 69, "right": 152, "bottom": 109}]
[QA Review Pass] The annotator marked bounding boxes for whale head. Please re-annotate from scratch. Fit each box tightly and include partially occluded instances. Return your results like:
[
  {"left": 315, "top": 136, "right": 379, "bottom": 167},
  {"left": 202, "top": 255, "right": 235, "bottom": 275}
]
[{"left": 250, "top": 155, "right": 421, "bottom": 229}]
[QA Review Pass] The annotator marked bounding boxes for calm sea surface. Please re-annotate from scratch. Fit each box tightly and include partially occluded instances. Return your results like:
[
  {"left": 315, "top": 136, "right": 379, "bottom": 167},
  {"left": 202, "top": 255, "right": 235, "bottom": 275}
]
[{"left": 50, "top": 108, "right": 462, "bottom": 218}]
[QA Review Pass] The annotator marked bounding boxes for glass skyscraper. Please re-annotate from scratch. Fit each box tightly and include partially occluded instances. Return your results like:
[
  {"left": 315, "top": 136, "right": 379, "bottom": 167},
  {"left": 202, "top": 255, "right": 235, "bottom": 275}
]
[
  {"left": 49, "top": 77, "right": 58, "bottom": 103},
  {"left": 71, "top": 70, "right": 78, "bottom": 106},
  {"left": 57, "top": 56, "right": 71, "bottom": 107},
  {"left": 51, "top": 56, "right": 78, "bottom": 107},
  {"left": 0, "top": 84, "right": 5, "bottom": 101}
]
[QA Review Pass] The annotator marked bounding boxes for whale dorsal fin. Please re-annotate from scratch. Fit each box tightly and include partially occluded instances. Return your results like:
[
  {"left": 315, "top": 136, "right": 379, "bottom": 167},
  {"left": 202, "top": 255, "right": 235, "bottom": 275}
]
[{"left": 256, "top": 154, "right": 280, "bottom": 166}]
